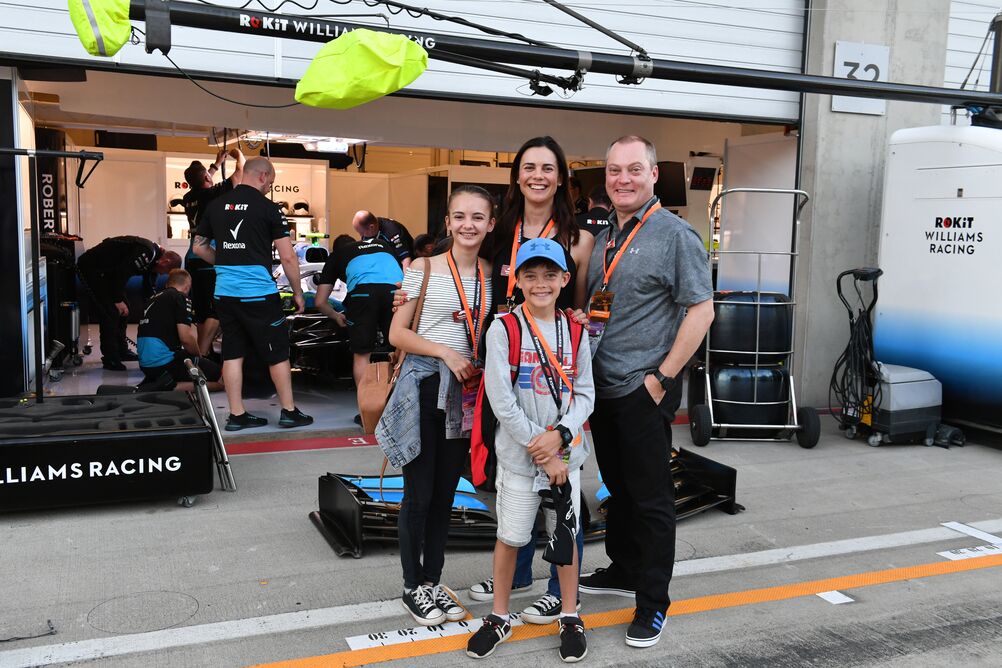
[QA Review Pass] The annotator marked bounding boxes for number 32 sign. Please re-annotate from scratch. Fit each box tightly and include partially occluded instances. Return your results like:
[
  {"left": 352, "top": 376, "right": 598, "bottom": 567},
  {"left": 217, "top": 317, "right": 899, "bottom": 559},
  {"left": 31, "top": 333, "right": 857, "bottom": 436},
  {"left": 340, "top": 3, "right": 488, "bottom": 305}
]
[{"left": 833, "top": 41, "right": 890, "bottom": 116}]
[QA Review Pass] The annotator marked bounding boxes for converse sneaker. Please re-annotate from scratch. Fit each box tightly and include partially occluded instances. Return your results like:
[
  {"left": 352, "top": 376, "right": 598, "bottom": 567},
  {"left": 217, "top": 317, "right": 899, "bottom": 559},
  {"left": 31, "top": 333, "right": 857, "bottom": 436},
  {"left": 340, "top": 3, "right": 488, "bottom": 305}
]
[
  {"left": 468, "top": 576, "right": 532, "bottom": 602},
  {"left": 224, "top": 412, "right": 268, "bottom": 431},
  {"left": 431, "top": 584, "right": 466, "bottom": 622},
  {"left": 578, "top": 566, "right": 636, "bottom": 597},
  {"left": 625, "top": 607, "right": 666, "bottom": 648},
  {"left": 279, "top": 407, "right": 314, "bottom": 428},
  {"left": 520, "top": 593, "right": 582, "bottom": 625},
  {"left": 558, "top": 616, "right": 588, "bottom": 662},
  {"left": 400, "top": 585, "right": 446, "bottom": 626},
  {"left": 466, "top": 614, "right": 512, "bottom": 659}
]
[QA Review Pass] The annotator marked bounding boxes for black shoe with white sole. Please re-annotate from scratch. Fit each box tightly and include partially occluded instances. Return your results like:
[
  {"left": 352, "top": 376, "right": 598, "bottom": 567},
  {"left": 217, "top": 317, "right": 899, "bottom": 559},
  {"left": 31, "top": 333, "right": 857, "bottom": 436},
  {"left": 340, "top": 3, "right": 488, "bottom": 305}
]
[
  {"left": 578, "top": 566, "right": 636, "bottom": 597},
  {"left": 520, "top": 593, "right": 582, "bottom": 625},
  {"left": 468, "top": 576, "right": 532, "bottom": 602},
  {"left": 431, "top": 584, "right": 467, "bottom": 622},
  {"left": 558, "top": 616, "right": 588, "bottom": 662},
  {"left": 625, "top": 607, "right": 666, "bottom": 648},
  {"left": 466, "top": 614, "right": 512, "bottom": 659},
  {"left": 401, "top": 585, "right": 446, "bottom": 626}
]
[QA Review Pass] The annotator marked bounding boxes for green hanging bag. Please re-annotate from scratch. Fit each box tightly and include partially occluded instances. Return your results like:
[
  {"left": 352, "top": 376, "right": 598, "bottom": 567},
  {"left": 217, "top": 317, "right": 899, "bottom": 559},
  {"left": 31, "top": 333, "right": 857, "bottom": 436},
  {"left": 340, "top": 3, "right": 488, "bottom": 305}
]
[{"left": 68, "top": 0, "right": 132, "bottom": 57}]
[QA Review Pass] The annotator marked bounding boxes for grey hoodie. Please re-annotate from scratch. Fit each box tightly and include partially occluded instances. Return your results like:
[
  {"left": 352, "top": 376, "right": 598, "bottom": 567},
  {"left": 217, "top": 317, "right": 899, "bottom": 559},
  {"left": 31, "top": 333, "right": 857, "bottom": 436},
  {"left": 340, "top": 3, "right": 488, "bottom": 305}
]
[{"left": 484, "top": 305, "right": 595, "bottom": 479}]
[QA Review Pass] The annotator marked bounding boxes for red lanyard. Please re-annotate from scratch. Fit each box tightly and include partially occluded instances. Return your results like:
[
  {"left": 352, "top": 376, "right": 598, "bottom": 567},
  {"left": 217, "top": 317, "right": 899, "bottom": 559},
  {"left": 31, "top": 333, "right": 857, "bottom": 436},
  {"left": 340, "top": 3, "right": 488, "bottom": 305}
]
[
  {"left": 522, "top": 307, "right": 574, "bottom": 403},
  {"left": 445, "top": 251, "right": 487, "bottom": 360},
  {"left": 600, "top": 203, "right": 661, "bottom": 290},
  {"left": 506, "top": 218, "right": 556, "bottom": 303}
]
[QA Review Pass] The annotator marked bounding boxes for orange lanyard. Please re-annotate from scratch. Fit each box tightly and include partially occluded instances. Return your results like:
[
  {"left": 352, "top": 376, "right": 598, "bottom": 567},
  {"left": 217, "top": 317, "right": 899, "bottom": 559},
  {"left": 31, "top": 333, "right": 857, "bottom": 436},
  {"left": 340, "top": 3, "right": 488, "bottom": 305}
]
[
  {"left": 445, "top": 251, "right": 487, "bottom": 361},
  {"left": 522, "top": 307, "right": 574, "bottom": 398},
  {"left": 600, "top": 203, "right": 661, "bottom": 290},
  {"left": 506, "top": 218, "right": 556, "bottom": 303}
]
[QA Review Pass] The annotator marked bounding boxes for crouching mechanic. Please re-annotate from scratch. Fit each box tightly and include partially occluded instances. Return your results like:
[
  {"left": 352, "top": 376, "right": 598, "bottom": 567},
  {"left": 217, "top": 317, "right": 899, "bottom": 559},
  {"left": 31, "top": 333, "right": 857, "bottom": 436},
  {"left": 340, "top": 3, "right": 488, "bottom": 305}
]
[
  {"left": 137, "top": 268, "right": 223, "bottom": 392},
  {"left": 193, "top": 156, "right": 313, "bottom": 431}
]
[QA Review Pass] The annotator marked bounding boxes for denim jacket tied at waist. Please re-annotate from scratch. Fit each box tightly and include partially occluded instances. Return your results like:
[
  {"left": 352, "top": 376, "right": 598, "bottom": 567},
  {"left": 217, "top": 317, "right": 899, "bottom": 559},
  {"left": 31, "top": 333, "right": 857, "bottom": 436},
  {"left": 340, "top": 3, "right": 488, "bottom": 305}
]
[{"left": 375, "top": 354, "right": 466, "bottom": 469}]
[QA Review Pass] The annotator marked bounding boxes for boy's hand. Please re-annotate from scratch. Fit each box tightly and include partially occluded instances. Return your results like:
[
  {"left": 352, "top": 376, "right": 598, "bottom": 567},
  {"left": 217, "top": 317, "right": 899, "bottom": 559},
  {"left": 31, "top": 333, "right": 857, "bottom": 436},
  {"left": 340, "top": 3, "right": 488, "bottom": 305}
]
[
  {"left": 543, "top": 458, "right": 568, "bottom": 485},
  {"left": 568, "top": 308, "right": 589, "bottom": 326},
  {"left": 527, "top": 430, "right": 563, "bottom": 464}
]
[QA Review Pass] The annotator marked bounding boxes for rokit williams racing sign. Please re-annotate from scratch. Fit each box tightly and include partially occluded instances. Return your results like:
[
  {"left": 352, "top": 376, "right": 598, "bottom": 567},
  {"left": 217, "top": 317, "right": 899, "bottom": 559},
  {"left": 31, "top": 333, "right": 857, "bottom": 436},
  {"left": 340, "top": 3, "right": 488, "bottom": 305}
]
[
  {"left": 0, "top": 431, "right": 214, "bottom": 512},
  {"left": 237, "top": 13, "right": 437, "bottom": 49}
]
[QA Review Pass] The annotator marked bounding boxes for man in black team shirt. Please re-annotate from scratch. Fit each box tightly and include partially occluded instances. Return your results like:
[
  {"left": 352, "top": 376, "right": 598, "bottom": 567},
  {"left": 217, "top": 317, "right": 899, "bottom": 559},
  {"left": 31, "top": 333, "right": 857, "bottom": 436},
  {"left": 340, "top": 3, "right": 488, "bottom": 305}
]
[
  {"left": 576, "top": 185, "right": 612, "bottom": 239},
  {"left": 317, "top": 211, "right": 404, "bottom": 388},
  {"left": 193, "top": 157, "right": 313, "bottom": 431},
  {"left": 182, "top": 147, "right": 245, "bottom": 355},
  {"left": 77, "top": 236, "right": 181, "bottom": 371},
  {"left": 373, "top": 215, "right": 413, "bottom": 270},
  {"left": 137, "top": 268, "right": 223, "bottom": 391}
]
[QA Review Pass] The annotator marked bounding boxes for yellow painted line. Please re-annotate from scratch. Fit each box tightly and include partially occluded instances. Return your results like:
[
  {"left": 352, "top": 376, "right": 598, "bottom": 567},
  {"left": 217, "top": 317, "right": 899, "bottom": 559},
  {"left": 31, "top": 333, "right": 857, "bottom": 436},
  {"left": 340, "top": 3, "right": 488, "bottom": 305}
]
[{"left": 249, "top": 553, "right": 1002, "bottom": 668}]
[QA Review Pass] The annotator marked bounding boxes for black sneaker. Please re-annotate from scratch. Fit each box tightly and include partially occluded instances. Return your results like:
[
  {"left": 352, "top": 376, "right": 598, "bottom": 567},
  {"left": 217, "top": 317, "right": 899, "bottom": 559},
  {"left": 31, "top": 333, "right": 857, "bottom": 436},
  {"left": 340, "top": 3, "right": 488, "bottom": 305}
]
[
  {"left": 578, "top": 566, "right": 636, "bottom": 597},
  {"left": 468, "top": 576, "right": 531, "bottom": 602},
  {"left": 279, "top": 407, "right": 314, "bottom": 428},
  {"left": 431, "top": 584, "right": 466, "bottom": 622},
  {"left": 625, "top": 607, "right": 666, "bottom": 648},
  {"left": 558, "top": 616, "right": 588, "bottom": 662},
  {"left": 119, "top": 350, "right": 139, "bottom": 362},
  {"left": 101, "top": 358, "right": 127, "bottom": 371},
  {"left": 224, "top": 412, "right": 268, "bottom": 431},
  {"left": 521, "top": 593, "right": 582, "bottom": 625},
  {"left": 466, "top": 614, "right": 512, "bottom": 659},
  {"left": 401, "top": 585, "right": 446, "bottom": 626},
  {"left": 353, "top": 413, "right": 362, "bottom": 426}
]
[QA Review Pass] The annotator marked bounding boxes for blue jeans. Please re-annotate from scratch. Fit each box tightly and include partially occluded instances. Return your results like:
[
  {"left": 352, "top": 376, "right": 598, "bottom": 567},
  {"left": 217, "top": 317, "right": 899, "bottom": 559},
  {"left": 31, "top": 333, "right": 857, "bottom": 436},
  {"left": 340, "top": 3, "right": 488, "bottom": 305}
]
[{"left": 513, "top": 515, "right": 586, "bottom": 597}]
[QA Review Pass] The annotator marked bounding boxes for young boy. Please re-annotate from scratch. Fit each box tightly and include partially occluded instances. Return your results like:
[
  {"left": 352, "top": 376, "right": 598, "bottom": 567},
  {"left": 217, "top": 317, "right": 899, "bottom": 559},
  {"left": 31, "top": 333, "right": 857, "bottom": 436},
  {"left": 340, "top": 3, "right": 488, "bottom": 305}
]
[{"left": 467, "top": 238, "right": 595, "bottom": 662}]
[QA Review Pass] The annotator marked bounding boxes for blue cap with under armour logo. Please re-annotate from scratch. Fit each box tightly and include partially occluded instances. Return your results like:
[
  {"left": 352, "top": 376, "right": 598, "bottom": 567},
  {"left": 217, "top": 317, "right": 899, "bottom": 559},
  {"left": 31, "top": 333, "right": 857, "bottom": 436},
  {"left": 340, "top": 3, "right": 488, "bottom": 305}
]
[{"left": 515, "top": 237, "right": 568, "bottom": 272}]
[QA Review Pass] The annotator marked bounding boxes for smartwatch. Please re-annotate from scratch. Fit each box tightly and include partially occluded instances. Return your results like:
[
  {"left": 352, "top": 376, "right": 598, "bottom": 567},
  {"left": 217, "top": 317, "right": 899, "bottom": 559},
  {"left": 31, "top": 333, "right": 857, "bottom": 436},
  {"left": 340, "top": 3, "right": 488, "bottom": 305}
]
[
  {"left": 555, "top": 424, "right": 573, "bottom": 447},
  {"left": 650, "top": 370, "right": 675, "bottom": 393}
]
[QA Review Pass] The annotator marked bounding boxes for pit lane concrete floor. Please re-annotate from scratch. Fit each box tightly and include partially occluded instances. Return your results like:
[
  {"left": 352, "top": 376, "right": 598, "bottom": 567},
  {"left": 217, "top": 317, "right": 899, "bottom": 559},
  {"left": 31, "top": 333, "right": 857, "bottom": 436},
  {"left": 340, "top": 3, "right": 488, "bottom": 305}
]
[{"left": 1, "top": 414, "right": 1001, "bottom": 668}]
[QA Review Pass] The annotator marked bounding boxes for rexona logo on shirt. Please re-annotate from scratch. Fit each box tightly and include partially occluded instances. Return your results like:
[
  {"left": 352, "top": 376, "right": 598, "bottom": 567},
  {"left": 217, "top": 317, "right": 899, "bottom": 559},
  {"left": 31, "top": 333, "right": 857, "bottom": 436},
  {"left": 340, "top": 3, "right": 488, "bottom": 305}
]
[{"left": 223, "top": 219, "right": 247, "bottom": 249}]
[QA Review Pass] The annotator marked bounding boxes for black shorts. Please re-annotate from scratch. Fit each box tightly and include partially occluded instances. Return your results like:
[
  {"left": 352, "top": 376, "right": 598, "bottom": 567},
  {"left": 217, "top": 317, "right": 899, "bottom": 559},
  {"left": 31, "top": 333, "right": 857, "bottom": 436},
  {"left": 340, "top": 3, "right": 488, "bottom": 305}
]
[
  {"left": 215, "top": 293, "right": 290, "bottom": 365},
  {"left": 344, "top": 284, "right": 395, "bottom": 354},
  {"left": 141, "top": 352, "right": 222, "bottom": 385},
  {"left": 189, "top": 268, "right": 217, "bottom": 323}
]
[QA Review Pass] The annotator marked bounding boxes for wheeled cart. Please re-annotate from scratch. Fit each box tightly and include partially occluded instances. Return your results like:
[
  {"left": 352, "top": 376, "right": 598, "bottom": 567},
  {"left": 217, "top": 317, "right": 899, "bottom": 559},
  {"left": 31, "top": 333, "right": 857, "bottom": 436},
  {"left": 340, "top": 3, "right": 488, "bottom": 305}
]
[{"left": 689, "top": 187, "right": 820, "bottom": 449}]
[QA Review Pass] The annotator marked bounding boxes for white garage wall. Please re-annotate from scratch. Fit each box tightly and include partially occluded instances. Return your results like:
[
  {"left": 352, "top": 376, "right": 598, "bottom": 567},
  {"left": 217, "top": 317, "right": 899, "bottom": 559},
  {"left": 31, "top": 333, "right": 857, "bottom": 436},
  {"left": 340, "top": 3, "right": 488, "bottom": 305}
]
[
  {"left": 943, "top": 0, "right": 1000, "bottom": 123},
  {"left": 2, "top": 0, "right": 804, "bottom": 122}
]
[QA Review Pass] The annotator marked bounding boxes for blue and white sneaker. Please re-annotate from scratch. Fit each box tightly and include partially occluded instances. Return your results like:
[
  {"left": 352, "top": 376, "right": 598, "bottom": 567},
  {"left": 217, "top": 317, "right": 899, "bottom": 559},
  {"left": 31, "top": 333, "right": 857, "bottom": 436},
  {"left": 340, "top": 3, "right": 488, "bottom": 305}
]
[{"left": 625, "top": 607, "right": 666, "bottom": 648}]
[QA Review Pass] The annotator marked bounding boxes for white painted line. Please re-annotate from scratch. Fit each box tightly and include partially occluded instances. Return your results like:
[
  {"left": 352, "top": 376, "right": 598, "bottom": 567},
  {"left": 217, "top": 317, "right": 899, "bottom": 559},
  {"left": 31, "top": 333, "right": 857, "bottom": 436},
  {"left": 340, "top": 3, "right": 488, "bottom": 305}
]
[
  {"left": 5, "top": 517, "right": 1002, "bottom": 668},
  {"left": 674, "top": 518, "right": 1002, "bottom": 576},
  {"left": 346, "top": 615, "right": 525, "bottom": 651},
  {"left": 941, "top": 521, "right": 1002, "bottom": 545},
  {"left": 938, "top": 544, "right": 1002, "bottom": 561},
  {"left": 816, "top": 591, "right": 854, "bottom": 605}
]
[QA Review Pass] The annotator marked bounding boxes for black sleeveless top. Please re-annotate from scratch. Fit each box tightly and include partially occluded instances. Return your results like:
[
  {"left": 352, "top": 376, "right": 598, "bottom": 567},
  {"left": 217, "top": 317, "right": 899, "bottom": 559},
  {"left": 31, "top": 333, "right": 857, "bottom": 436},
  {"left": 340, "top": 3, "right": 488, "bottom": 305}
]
[{"left": 489, "top": 231, "right": 577, "bottom": 313}]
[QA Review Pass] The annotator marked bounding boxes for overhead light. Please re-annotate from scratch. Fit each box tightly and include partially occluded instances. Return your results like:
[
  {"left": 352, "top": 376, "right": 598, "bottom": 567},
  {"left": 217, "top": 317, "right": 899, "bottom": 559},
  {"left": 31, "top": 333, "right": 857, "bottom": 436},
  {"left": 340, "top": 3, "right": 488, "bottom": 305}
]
[{"left": 209, "top": 129, "right": 369, "bottom": 150}]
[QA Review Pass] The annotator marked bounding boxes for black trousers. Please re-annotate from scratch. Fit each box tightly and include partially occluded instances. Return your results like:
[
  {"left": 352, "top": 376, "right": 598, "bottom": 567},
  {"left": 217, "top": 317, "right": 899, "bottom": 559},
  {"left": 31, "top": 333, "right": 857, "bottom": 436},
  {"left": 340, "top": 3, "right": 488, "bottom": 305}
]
[
  {"left": 82, "top": 277, "right": 129, "bottom": 362},
  {"left": 398, "top": 374, "right": 469, "bottom": 590},
  {"left": 589, "top": 382, "right": 682, "bottom": 611}
]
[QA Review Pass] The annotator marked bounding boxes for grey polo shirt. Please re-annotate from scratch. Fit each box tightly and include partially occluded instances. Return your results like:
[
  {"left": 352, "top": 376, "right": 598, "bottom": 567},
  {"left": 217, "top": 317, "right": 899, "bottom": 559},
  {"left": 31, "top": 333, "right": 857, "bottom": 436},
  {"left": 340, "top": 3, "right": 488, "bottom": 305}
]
[{"left": 586, "top": 197, "right": 713, "bottom": 399}]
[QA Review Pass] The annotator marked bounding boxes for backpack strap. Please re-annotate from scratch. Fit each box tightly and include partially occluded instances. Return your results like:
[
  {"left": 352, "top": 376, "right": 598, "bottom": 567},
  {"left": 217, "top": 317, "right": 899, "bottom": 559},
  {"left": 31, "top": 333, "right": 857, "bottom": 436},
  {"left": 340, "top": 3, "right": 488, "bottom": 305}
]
[
  {"left": 566, "top": 309, "right": 584, "bottom": 374},
  {"left": 500, "top": 312, "right": 522, "bottom": 384}
]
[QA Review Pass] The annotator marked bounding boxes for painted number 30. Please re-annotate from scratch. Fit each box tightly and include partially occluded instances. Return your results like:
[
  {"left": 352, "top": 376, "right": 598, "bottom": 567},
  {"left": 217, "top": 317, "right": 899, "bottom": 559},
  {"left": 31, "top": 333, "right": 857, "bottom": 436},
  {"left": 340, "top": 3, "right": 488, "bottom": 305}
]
[{"left": 843, "top": 61, "right": 880, "bottom": 81}]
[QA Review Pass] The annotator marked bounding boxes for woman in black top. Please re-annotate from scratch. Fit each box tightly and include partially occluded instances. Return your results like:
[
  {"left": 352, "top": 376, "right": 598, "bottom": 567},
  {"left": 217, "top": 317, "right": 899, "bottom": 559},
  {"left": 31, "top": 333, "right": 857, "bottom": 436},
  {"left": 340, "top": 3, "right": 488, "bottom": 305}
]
[{"left": 491, "top": 136, "right": 594, "bottom": 314}]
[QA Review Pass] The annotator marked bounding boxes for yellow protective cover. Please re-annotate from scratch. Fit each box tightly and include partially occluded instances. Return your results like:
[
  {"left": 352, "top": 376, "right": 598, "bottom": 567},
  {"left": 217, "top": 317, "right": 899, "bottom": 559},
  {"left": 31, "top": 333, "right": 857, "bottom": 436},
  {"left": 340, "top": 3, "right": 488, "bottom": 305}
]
[
  {"left": 68, "top": 0, "right": 132, "bottom": 57},
  {"left": 296, "top": 29, "right": 428, "bottom": 109}
]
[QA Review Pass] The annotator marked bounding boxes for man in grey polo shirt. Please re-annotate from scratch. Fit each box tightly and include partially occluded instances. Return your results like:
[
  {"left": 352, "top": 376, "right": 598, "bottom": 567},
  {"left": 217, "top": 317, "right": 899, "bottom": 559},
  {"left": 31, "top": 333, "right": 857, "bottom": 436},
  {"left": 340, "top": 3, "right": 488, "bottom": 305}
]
[{"left": 578, "top": 135, "right": 714, "bottom": 648}]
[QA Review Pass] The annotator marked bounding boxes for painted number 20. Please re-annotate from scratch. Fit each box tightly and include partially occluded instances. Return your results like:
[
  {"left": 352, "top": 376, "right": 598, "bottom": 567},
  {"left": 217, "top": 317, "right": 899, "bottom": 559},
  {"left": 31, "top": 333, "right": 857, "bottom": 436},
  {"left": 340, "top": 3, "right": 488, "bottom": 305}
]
[{"left": 843, "top": 61, "right": 880, "bottom": 81}]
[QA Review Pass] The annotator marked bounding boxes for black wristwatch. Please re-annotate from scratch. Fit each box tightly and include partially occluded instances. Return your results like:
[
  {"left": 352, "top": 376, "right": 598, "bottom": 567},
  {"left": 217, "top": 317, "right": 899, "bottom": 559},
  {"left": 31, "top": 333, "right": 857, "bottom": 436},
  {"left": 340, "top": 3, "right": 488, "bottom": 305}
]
[
  {"left": 555, "top": 424, "right": 573, "bottom": 447},
  {"left": 650, "top": 370, "right": 675, "bottom": 392}
]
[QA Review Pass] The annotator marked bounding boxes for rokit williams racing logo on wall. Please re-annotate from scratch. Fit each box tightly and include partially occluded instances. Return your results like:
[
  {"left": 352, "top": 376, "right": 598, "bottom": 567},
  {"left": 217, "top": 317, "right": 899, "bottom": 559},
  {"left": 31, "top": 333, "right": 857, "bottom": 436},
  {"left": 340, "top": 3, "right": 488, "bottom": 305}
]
[
  {"left": 926, "top": 216, "right": 984, "bottom": 255},
  {"left": 237, "top": 13, "right": 437, "bottom": 48}
]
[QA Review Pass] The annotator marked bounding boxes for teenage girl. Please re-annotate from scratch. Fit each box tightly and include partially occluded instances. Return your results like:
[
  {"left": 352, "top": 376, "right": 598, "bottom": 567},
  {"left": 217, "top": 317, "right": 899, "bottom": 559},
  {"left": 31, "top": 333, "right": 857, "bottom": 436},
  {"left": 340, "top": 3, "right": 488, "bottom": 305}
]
[{"left": 381, "top": 185, "right": 496, "bottom": 626}]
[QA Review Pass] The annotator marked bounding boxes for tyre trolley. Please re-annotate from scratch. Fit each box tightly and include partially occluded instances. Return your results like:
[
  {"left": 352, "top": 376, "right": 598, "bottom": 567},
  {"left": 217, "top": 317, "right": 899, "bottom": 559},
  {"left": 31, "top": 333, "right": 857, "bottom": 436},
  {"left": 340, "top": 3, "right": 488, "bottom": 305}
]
[{"left": 688, "top": 187, "right": 820, "bottom": 449}]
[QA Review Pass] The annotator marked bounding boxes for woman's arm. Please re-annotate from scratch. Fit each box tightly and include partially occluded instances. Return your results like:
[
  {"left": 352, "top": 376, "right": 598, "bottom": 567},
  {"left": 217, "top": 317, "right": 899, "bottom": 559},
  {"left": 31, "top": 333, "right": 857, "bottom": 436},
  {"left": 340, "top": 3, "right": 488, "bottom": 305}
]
[{"left": 571, "top": 232, "right": 595, "bottom": 310}]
